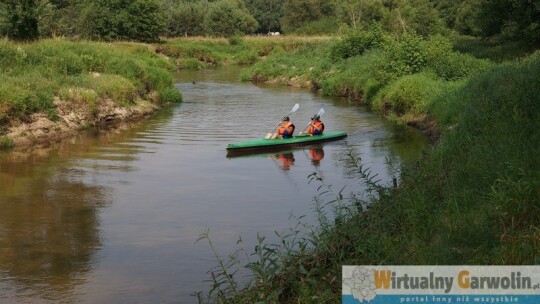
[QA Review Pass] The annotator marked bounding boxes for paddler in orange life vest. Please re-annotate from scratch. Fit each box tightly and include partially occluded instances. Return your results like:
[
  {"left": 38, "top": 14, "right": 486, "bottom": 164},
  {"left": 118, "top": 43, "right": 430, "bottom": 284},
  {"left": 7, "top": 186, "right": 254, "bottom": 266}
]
[
  {"left": 269, "top": 116, "right": 295, "bottom": 139},
  {"left": 307, "top": 115, "right": 324, "bottom": 135}
]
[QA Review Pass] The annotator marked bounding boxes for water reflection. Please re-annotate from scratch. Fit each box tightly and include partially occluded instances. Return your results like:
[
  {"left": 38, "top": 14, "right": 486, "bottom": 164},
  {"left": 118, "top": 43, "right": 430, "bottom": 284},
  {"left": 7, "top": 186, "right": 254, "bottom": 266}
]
[
  {"left": 0, "top": 112, "right": 174, "bottom": 303},
  {"left": 268, "top": 146, "right": 326, "bottom": 170},
  {"left": 270, "top": 152, "right": 296, "bottom": 170},
  {"left": 0, "top": 159, "right": 108, "bottom": 303},
  {"left": 308, "top": 147, "right": 325, "bottom": 166}
]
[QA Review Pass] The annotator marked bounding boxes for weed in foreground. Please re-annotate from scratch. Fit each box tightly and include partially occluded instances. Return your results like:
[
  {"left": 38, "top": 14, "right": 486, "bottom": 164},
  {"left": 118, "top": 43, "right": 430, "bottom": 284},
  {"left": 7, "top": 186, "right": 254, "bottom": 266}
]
[{"left": 194, "top": 149, "right": 390, "bottom": 303}]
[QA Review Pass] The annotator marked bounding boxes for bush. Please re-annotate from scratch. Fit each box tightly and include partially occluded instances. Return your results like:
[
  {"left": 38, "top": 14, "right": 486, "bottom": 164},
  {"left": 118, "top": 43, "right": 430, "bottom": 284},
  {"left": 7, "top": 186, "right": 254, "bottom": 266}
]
[
  {"left": 373, "top": 72, "right": 449, "bottom": 117},
  {"left": 287, "top": 16, "right": 339, "bottom": 35},
  {"left": 329, "top": 25, "right": 387, "bottom": 61},
  {"left": 228, "top": 35, "right": 243, "bottom": 45},
  {"left": 432, "top": 52, "right": 493, "bottom": 81},
  {"left": 79, "top": 0, "right": 163, "bottom": 42},
  {"left": 388, "top": 33, "right": 428, "bottom": 75},
  {"left": 235, "top": 50, "right": 258, "bottom": 65},
  {"left": 177, "top": 58, "right": 205, "bottom": 70},
  {"left": 158, "top": 87, "right": 182, "bottom": 103},
  {"left": 204, "top": 0, "right": 258, "bottom": 37}
]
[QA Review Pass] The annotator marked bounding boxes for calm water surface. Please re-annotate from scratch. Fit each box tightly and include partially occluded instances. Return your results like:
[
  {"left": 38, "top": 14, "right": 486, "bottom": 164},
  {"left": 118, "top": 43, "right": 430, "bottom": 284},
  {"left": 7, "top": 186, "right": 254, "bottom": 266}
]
[{"left": 0, "top": 68, "right": 427, "bottom": 303}]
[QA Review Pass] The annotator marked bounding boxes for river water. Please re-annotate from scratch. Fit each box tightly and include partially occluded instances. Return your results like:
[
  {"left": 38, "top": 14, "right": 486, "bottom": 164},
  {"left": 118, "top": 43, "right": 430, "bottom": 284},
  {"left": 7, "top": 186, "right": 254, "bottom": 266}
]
[{"left": 0, "top": 68, "right": 427, "bottom": 303}]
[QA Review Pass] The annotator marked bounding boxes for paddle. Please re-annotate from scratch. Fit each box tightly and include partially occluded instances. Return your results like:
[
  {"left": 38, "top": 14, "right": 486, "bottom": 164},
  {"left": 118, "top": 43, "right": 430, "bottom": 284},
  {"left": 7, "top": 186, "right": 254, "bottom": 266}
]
[
  {"left": 266, "top": 103, "right": 300, "bottom": 138},
  {"left": 299, "top": 107, "right": 325, "bottom": 135}
]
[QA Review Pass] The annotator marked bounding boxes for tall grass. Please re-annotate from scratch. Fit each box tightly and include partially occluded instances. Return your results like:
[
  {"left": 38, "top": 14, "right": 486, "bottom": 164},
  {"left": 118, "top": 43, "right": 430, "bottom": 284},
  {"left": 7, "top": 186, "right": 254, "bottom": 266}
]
[
  {"left": 0, "top": 38, "right": 182, "bottom": 128},
  {"left": 452, "top": 35, "right": 539, "bottom": 62}
]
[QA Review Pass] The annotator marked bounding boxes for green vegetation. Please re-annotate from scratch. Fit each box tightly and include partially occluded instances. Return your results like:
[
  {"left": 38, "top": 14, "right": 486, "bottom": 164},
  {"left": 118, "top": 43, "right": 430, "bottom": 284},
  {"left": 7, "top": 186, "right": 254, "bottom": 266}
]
[
  {"left": 197, "top": 48, "right": 540, "bottom": 304},
  {"left": 157, "top": 36, "right": 333, "bottom": 69},
  {"left": 0, "top": 39, "right": 181, "bottom": 127},
  {"left": 0, "top": 135, "right": 14, "bottom": 148},
  {"left": 79, "top": 0, "right": 164, "bottom": 42},
  {"left": 0, "top": 0, "right": 538, "bottom": 303},
  {"left": 2, "top": 0, "right": 538, "bottom": 47},
  {"left": 452, "top": 35, "right": 539, "bottom": 63},
  {"left": 247, "top": 27, "right": 495, "bottom": 126}
]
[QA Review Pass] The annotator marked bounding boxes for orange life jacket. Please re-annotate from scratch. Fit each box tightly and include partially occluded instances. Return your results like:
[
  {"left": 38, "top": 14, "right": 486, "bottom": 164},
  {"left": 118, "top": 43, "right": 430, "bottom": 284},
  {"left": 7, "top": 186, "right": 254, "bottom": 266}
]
[
  {"left": 278, "top": 122, "right": 295, "bottom": 136},
  {"left": 309, "top": 121, "right": 324, "bottom": 135}
]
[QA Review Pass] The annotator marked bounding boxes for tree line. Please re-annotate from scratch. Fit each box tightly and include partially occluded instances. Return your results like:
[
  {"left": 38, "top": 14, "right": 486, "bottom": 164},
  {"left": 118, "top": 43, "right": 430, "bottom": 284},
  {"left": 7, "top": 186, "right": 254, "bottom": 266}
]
[{"left": 0, "top": 0, "right": 539, "bottom": 44}]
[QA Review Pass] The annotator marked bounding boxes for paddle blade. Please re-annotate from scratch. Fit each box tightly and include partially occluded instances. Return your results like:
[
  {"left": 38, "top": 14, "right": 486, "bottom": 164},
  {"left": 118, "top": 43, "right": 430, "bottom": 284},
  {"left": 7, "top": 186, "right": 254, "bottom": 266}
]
[
  {"left": 291, "top": 103, "right": 300, "bottom": 113},
  {"left": 317, "top": 108, "right": 325, "bottom": 117}
]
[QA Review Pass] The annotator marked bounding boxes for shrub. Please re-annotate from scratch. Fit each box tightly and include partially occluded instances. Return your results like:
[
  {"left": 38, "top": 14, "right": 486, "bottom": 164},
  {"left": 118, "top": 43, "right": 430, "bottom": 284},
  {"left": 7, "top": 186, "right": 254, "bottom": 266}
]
[
  {"left": 204, "top": 0, "right": 258, "bottom": 37},
  {"left": 228, "top": 35, "right": 243, "bottom": 46},
  {"left": 157, "top": 87, "right": 182, "bottom": 103},
  {"left": 432, "top": 52, "right": 493, "bottom": 81},
  {"left": 177, "top": 58, "right": 205, "bottom": 70},
  {"left": 389, "top": 33, "right": 428, "bottom": 74},
  {"left": 235, "top": 50, "right": 258, "bottom": 65},
  {"left": 329, "top": 25, "right": 387, "bottom": 61},
  {"left": 288, "top": 16, "right": 339, "bottom": 35},
  {"left": 373, "top": 72, "right": 448, "bottom": 116}
]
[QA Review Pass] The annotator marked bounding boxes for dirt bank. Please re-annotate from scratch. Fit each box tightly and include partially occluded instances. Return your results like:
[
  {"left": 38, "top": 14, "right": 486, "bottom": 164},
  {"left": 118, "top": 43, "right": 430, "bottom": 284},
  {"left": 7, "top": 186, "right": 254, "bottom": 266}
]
[{"left": 4, "top": 97, "right": 159, "bottom": 150}]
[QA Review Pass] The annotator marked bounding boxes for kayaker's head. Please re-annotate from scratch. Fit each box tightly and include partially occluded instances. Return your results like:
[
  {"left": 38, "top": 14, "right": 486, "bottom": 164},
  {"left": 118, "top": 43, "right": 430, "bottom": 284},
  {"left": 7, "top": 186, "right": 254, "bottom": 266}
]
[
  {"left": 312, "top": 115, "right": 320, "bottom": 121},
  {"left": 283, "top": 116, "right": 290, "bottom": 122}
]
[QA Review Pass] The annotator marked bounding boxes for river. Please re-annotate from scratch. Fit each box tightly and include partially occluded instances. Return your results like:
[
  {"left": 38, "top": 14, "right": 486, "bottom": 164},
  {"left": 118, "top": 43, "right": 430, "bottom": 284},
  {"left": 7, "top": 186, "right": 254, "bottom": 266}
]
[{"left": 0, "top": 67, "right": 427, "bottom": 303}]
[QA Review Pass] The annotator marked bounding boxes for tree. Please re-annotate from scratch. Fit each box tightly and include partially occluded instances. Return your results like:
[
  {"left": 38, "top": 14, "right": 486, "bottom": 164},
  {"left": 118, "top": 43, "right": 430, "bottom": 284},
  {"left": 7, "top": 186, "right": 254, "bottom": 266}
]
[
  {"left": 476, "top": 0, "right": 540, "bottom": 43},
  {"left": 453, "top": 0, "right": 482, "bottom": 36},
  {"left": 245, "top": 0, "right": 284, "bottom": 33},
  {"left": 162, "top": 0, "right": 207, "bottom": 37},
  {"left": 203, "top": 0, "right": 258, "bottom": 37},
  {"left": 399, "top": 0, "right": 446, "bottom": 37},
  {"left": 0, "top": 0, "right": 40, "bottom": 40},
  {"left": 79, "top": 0, "right": 163, "bottom": 42},
  {"left": 281, "top": 0, "right": 323, "bottom": 32},
  {"left": 334, "top": 0, "right": 385, "bottom": 30},
  {"left": 38, "top": 0, "right": 82, "bottom": 38},
  {"left": 126, "top": 0, "right": 164, "bottom": 42}
]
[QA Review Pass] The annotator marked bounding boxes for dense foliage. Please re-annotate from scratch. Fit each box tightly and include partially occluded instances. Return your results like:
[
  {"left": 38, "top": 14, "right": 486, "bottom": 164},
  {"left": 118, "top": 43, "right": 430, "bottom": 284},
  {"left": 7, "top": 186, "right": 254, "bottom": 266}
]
[{"left": 0, "top": 0, "right": 539, "bottom": 46}]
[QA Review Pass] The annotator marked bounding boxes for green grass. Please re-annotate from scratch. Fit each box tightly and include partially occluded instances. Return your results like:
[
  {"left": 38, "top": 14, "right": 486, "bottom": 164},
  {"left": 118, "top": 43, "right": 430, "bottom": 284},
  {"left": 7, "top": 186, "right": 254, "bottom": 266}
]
[
  {"left": 0, "top": 135, "right": 14, "bottom": 148},
  {"left": 0, "top": 38, "right": 182, "bottom": 126},
  {"left": 452, "top": 35, "right": 539, "bottom": 62}
]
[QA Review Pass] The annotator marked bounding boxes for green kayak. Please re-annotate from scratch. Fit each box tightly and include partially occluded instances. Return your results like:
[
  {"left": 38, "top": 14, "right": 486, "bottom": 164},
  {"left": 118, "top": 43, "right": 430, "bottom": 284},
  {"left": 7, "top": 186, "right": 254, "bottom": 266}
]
[{"left": 226, "top": 131, "right": 347, "bottom": 156}]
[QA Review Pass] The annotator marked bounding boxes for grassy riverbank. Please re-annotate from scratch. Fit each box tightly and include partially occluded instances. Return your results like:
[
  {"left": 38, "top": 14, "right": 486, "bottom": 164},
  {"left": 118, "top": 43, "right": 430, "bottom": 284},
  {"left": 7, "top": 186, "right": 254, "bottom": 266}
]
[
  {"left": 196, "top": 35, "right": 540, "bottom": 303},
  {"left": 246, "top": 30, "right": 504, "bottom": 133},
  {"left": 0, "top": 38, "right": 182, "bottom": 148},
  {"left": 156, "top": 36, "right": 334, "bottom": 69}
]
